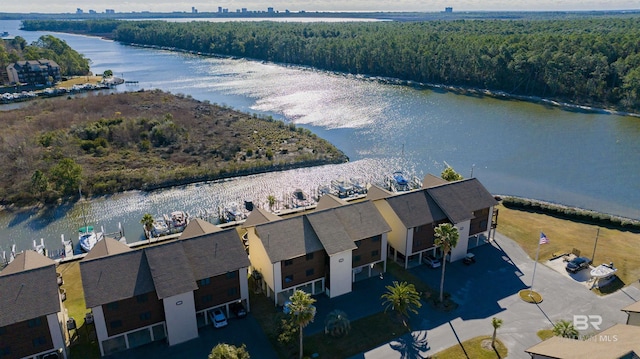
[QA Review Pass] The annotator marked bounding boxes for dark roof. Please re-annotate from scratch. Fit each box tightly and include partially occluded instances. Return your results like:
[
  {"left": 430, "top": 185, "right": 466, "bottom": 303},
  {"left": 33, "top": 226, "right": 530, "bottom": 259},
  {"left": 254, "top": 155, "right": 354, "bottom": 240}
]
[
  {"left": 144, "top": 242, "right": 198, "bottom": 300},
  {"left": 81, "top": 250, "right": 156, "bottom": 308},
  {"left": 366, "top": 185, "right": 393, "bottom": 201},
  {"left": 255, "top": 216, "right": 324, "bottom": 263},
  {"left": 306, "top": 210, "right": 356, "bottom": 255},
  {"left": 180, "top": 218, "right": 221, "bottom": 239},
  {"left": 0, "top": 251, "right": 60, "bottom": 327},
  {"left": 242, "top": 207, "right": 281, "bottom": 228},
  {"left": 0, "top": 249, "right": 55, "bottom": 275},
  {"left": 83, "top": 237, "right": 131, "bottom": 260},
  {"left": 315, "top": 194, "right": 348, "bottom": 211},
  {"left": 81, "top": 227, "right": 250, "bottom": 307},
  {"left": 426, "top": 178, "right": 498, "bottom": 223},
  {"left": 385, "top": 190, "right": 448, "bottom": 228},
  {"left": 181, "top": 228, "right": 250, "bottom": 280}
]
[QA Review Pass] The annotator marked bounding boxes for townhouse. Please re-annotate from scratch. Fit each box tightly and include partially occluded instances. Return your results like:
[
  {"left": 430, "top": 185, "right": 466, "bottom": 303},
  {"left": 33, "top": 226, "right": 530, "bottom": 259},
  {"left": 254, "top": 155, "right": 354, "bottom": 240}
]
[
  {"left": 6, "top": 60, "right": 61, "bottom": 86},
  {"left": 0, "top": 250, "right": 67, "bottom": 359},
  {"left": 79, "top": 219, "right": 249, "bottom": 356},
  {"left": 243, "top": 195, "right": 391, "bottom": 306},
  {"left": 369, "top": 177, "right": 498, "bottom": 268}
]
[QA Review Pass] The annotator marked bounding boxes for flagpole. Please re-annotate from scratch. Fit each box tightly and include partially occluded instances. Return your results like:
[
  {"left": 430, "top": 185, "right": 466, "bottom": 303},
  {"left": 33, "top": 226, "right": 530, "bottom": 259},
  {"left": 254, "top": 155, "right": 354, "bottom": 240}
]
[{"left": 530, "top": 233, "right": 542, "bottom": 296}]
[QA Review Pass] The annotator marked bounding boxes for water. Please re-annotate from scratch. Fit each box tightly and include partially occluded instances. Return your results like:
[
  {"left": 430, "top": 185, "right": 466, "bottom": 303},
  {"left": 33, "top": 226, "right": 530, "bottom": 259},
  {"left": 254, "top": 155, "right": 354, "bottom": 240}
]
[{"left": 1, "top": 19, "right": 639, "bottom": 254}]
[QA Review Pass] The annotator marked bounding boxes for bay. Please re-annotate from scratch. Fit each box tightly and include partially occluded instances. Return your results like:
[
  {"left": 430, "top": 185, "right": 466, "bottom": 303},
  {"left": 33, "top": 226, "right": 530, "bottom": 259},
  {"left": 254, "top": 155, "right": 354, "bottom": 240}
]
[{"left": 0, "top": 19, "right": 638, "bottom": 255}]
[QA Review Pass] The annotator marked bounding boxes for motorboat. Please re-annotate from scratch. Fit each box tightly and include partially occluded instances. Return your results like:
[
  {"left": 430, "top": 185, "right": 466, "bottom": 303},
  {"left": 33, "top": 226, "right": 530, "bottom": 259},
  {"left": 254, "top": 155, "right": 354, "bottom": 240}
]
[
  {"left": 150, "top": 217, "right": 170, "bottom": 237},
  {"left": 590, "top": 262, "right": 617, "bottom": 279},
  {"left": 223, "top": 202, "right": 248, "bottom": 223},
  {"left": 331, "top": 179, "right": 354, "bottom": 198},
  {"left": 78, "top": 226, "right": 102, "bottom": 253},
  {"left": 164, "top": 211, "right": 189, "bottom": 231}
]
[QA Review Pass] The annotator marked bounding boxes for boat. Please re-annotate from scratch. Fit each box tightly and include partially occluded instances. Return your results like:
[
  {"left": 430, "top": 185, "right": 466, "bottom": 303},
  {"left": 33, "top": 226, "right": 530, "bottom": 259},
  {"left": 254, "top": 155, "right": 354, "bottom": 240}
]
[
  {"left": 291, "top": 189, "right": 314, "bottom": 208},
  {"left": 164, "top": 211, "right": 190, "bottom": 231},
  {"left": 349, "top": 177, "right": 369, "bottom": 195},
  {"left": 590, "top": 262, "right": 618, "bottom": 288},
  {"left": 150, "top": 217, "right": 170, "bottom": 237},
  {"left": 331, "top": 179, "right": 355, "bottom": 199},
  {"left": 222, "top": 202, "right": 248, "bottom": 223},
  {"left": 78, "top": 226, "right": 103, "bottom": 253}
]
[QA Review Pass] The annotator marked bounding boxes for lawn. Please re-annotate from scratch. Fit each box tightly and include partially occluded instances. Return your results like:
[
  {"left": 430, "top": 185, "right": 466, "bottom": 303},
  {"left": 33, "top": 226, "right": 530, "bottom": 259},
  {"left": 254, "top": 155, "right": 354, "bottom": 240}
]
[
  {"left": 496, "top": 204, "right": 640, "bottom": 287},
  {"left": 57, "top": 261, "right": 101, "bottom": 358},
  {"left": 430, "top": 336, "right": 507, "bottom": 359},
  {"left": 57, "top": 75, "right": 103, "bottom": 87}
]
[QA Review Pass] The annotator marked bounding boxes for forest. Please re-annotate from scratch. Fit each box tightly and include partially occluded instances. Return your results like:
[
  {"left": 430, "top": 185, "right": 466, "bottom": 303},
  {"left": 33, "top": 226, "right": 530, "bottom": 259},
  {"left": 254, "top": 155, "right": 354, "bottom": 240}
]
[
  {"left": 21, "top": 17, "right": 640, "bottom": 112},
  {"left": 0, "top": 34, "right": 91, "bottom": 81}
]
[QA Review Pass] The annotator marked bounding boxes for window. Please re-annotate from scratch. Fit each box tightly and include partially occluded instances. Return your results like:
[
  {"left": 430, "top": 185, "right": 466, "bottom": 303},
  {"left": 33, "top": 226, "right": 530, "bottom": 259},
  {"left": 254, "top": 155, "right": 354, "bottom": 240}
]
[
  {"left": 227, "top": 287, "right": 238, "bottom": 296},
  {"left": 110, "top": 320, "right": 123, "bottom": 329},
  {"left": 28, "top": 318, "right": 42, "bottom": 328},
  {"left": 226, "top": 271, "right": 237, "bottom": 279},
  {"left": 284, "top": 259, "right": 293, "bottom": 266},
  {"left": 372, "top": 235, "right": 380, "bottom": 242},
  {"left": 202, "top": 294, "right": 213, "bottom": 303},
  {"left": 306, "top": 253, "right": 314, "bottom": 260},
  {"left": 353, "top": 255, "right": 361, "bottom": 263},
  {"left": 136, "top": 293, "right": 148, "bottom": 303},
  {"left": 0, "top": 327, "right": 6, "bottom": 335},
  {"left": 139, "top": 312, "right": 151, "bottom": 321},
  {"left": 306, "top": 268, "right": 314, "bottom": 277},
  {"left": 199, "top": 278, "right": 211, "bottom": 286},
  {"left": 284, "top": 275, "right": 293, "bottom": 283},
  {"left": 371, "top": 250, "right": 379, "bottom": 257},
  {"left": 106, "top": 302, "right": 119, "bottom": 310},
  {"left": 32, "top": 336, "right": 46, "bottom": 347}
]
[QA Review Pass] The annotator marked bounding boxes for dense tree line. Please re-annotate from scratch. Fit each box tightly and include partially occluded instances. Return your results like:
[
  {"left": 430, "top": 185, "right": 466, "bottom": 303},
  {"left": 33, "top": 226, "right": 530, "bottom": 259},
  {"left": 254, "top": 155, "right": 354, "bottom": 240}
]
[
  {"left": 21, "top": 17, "right": 640, "bottom": 111},
  {"left": 0, "top": 34, "right": 90, "bottom": 79}
]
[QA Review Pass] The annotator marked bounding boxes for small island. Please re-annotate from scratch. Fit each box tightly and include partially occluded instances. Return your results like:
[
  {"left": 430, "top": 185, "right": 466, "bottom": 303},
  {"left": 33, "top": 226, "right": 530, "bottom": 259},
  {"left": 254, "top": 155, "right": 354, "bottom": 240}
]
[{"left": 0, "top": 90, "right": 348, "bottom": 206}]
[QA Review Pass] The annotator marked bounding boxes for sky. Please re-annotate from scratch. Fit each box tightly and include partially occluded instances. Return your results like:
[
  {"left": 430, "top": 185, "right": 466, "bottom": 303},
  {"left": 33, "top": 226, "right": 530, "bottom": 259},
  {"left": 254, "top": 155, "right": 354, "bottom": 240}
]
[{"left": 2, "top": 0, "right": 640, "bottom": 14}]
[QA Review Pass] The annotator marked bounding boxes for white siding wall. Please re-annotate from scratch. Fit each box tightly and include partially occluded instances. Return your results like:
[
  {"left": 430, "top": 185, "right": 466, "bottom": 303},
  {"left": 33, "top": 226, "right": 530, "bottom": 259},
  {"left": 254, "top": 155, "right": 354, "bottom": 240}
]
[
  {"left": 46, "top": 313, "right": 67, "bottom": 359},
  {"left": 329, "top": 251, "right": 353, "bottom": 298},
  {"left": 92, "top": 306, "right": 109, "bottom": 356},
  {"left": 450, "top": 220, "right": 471, "bottom": 262},
  {"left": 163, "top": 292, "right": 198, "bottom": 346},
  {"left": 239, "top": 267, "right": 250, "bottom": 311}
]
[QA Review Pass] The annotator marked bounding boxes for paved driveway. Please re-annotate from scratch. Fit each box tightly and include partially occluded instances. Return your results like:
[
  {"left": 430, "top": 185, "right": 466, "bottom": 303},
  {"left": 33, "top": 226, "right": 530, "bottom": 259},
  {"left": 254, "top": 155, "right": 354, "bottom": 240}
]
[{"left": 352, "top": 232, "right": 640, "bottom": 359}]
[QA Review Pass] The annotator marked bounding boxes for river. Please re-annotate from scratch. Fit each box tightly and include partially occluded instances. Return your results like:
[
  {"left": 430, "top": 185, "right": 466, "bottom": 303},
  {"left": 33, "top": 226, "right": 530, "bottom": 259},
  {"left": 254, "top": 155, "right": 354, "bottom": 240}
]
[{"left": 0, "top": 19, "right": 638, "bottom": 255}]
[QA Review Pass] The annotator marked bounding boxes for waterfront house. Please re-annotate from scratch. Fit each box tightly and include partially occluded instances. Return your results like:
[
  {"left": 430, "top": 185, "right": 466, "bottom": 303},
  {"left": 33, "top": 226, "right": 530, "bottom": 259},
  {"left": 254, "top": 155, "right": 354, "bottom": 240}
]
[
  {"left": 369, "top": 177, "right": 498, "bottom": 268},
  {"left": 80, "top": 219, "right": 249, "bottom": 356},
  {"left": 243, "top": 195, "right": 391, "bottom": 306},
  {"left": 0, "top": 250, "right": 68, "bottom": 359},
  {"left": 6, "top": 60, "right": 61, "bottom": 86}
]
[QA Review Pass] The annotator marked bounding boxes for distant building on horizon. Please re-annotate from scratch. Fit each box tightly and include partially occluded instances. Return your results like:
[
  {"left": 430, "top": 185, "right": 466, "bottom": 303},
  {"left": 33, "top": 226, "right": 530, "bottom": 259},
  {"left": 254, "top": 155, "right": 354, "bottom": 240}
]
[
  {"left": 106, "top": 9, "right": 115, "bottom": 14},
  {"left": 192, "top": 7, "right": 197, "bottom": 13},
  {"left": 76, "top": 8, "right": 83, "bottom": 14},
  {"left": 445, "top": 7, "right": 453, "bottom": 13}
]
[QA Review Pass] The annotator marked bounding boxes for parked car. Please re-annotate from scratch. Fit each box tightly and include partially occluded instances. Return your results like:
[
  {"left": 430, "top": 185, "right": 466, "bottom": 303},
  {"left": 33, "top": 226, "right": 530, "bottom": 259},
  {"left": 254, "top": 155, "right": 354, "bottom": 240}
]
[
  {"left": 209, "top": 308, "right": 228, "bottom": 328},
  {"left": 566, "top": 256, "right": 591, "bottom": 273},
  {"left": 423, "top": 254, "right": 441, "bottom": 268},
  {"left": 229, "top": 301, "right": 247, "bottom": 318}
]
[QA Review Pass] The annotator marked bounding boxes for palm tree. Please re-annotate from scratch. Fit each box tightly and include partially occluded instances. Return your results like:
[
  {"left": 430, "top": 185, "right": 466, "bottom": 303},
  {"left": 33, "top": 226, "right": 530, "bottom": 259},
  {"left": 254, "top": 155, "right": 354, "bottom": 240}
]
[
  {"left": 553, "top": 319, "right": 579, "bottom": 339},
  {"left": 441, "top": 165, "right": 463, "bottom": 181},
  {"left": 434, "top": 223, "right": 459, "bottom": 303},
  {"left": 287, "top": 290, "right": 317, "bottom": 359},
  {"left": 324, "top": 310, "right": 351, "bottom": 338},
  {"left": 140, "top": 213, "right": 154, "bottom": 232},
  {"left": 208, "top": 343, "right": 250, "bottom": 359},
  {"left": 381, "top": 281, "right": 422, "bottom": 327},
  {"left": 267, "top": 194, "right": 276, "bottom": 211},
  {"left": 491, "top": 317, "right": 503, "bottom": 348}
]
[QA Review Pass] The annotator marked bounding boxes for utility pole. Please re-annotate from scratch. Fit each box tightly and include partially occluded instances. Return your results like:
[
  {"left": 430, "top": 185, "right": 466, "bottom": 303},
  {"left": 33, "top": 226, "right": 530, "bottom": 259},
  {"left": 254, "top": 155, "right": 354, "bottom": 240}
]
[{"left": 591, "top": 228, "right": 600, "bottom": 263}]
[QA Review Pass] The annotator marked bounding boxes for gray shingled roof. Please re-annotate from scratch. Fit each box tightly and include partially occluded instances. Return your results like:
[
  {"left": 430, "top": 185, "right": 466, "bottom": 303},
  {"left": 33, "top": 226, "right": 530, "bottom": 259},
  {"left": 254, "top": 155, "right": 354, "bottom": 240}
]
[
  {"left": 0, "top": 249, "right": 55, "bottom": 275},
  {"left": 242, "top": 207, "right": 281, "bottom": 228},
  {"left": 144, "top": 242, "right": 198, "bottom": 300},
  {"left": 366, "top": 185, "right": 393, "bottom": 201},
  {"left": 315, "top": 194, "right": 348, "bottom": 211},
  {"left": 426, "top": 178, "right": 498, "bottom": 224},
  {"left": 181, "top": 228, "right": 250, "bottom": 280},
  {"left": 0, "top": 252, "right": 60, "bottom": 327},
  {"left": 306, "top": 211, "right": 356, "bottom": 255},
  {"left": 331, "top": 201, "right": 392, "bottom": 240},
  {"left": 81, "top": 250, "right": 156, "bottom": 308},
  {"left": 83, "top": 237, "right": 131, "bottom": 260},
  {"left": 180, "top": 218, "right": 221, "bottom": 240},
  {"left": 385, "top": 190, "right": 448, "bottom": 228},
  {"left": 255, "top": 216, "right": 324, "bottom": 263},
  {"left": 422, "top": 174, "right": 448, "bottom": 189}
]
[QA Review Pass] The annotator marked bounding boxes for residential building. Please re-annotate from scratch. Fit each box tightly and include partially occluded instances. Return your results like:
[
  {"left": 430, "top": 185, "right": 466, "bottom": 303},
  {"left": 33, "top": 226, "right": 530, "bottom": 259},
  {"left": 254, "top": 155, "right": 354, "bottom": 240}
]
[
  {"left": 243, "top": 196, "right": 391, "bottom": 305},
  {"left": 80, "top": 219, "right": 249, "bottom": 356},
  {"left": 622, "top": 300, "right": 640, "bottom": 326},
  {"left": 369, "top": 177, "right": 497, "bottom": 268},
  {"left": 0, "top": 250, "right": 68, "bottom": 359},
  {"left": 6, "top": 60, "right": 61, "bottom": 86},
  {"left": 524, "top": 323, "right": 640, "bottom": 358}
]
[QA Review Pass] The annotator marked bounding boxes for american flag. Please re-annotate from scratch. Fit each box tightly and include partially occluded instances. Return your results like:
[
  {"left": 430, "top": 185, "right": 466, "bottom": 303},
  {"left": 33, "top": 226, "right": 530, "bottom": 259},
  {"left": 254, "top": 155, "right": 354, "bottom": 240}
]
[{"left": 539, "top": 232, "right": 549, "bottom": 244}]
